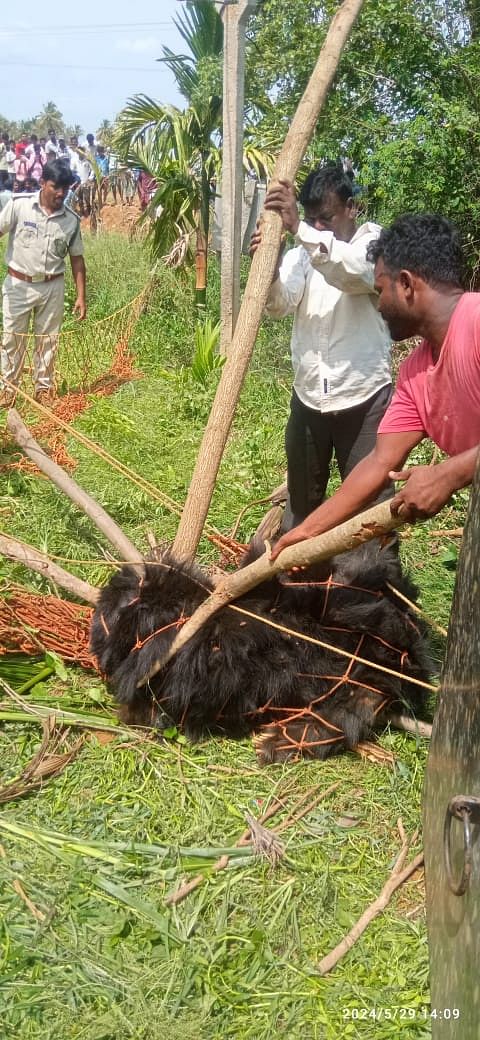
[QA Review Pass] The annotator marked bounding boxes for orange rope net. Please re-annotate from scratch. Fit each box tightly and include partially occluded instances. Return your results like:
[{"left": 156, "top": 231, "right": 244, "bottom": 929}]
[
  {"left": 0, "top": 587, "right": 95, "bottom": 669},
  {"left": 2, "top": 286, "right": 149, "bottom": 472}
]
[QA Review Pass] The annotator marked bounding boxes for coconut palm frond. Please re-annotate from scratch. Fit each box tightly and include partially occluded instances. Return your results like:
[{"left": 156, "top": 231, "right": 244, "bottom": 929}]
[{"left": 173, "top": 1, "right": 223, "bottom": 65}]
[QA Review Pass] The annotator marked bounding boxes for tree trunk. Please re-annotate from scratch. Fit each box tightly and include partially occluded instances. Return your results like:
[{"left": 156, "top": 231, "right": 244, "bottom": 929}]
[
  {"left": 423, "top": 460, "right": 480, "bottom": 1037},
  {"left": 173, "top": 0, "right": 365, "bottom": 561}
]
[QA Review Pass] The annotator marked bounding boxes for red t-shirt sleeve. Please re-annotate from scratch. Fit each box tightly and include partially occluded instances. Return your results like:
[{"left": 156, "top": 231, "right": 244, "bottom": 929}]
[{"left": 378, "top": 357, "right": 426, "bottom": 436}]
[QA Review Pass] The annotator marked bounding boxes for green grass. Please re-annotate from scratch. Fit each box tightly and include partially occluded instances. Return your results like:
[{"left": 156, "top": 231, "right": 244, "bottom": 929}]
[{"left": 0, "top": 233, "right": 466, "bottom": 1039}]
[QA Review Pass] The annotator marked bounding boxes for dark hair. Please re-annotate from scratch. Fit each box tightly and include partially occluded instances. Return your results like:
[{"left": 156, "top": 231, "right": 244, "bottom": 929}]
[
  {"left": 366, "top": 214, "right": 466, "bottom": 288},
  {"left": 299, "top": 163, "right": 354, "bottom": 208},
  {"left": 41, "top": 159, "right": 75, "bottom": 188}
]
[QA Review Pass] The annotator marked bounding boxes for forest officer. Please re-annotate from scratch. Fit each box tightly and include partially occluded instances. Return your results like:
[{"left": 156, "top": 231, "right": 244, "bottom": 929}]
[{"left": 0, "top": 159, "right": 86, "bottom": 408}]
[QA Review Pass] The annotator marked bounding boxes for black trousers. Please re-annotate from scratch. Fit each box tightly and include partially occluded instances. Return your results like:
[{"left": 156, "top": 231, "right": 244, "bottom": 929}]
[{"left": 283, "top": 384, "right": 393, "bottom": 529}]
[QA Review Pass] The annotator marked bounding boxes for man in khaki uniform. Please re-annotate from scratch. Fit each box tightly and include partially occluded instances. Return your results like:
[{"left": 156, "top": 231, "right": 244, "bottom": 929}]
[{"left": 0, "top": 159, "right": 86, "bottom": 408}]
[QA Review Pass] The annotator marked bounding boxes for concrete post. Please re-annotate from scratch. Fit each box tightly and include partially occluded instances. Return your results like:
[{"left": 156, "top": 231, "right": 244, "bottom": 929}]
[{"left": 220, "top": 0, "right": 258, "bottom": 356}]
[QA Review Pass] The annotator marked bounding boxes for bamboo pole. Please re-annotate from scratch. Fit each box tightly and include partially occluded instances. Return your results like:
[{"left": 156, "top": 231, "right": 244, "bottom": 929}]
[
  {"left": 141, "top": 498, "right": 403, "bottom": 686},
  {"left": 172, "top": 0, "right": 365, "bottom": 561},
  {"left": 7, "top": 410, "right": 144, "bottom": 574},
  {"left": 0, "top": 534, "right": 99, "bottom": 605}
]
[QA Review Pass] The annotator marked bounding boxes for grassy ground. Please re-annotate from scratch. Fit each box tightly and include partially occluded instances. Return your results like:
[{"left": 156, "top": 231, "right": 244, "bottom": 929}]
[{"left": 0, "top": 229, "right": 465, "bottom": 1039}]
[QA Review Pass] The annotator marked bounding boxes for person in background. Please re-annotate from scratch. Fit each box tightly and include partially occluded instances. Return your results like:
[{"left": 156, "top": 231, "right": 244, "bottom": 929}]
[
  {"left": 57, "top": 138, "right": 72, "bottom": 164},
  {"left": 84, "top": 133, "right": 96, "bottom": 159},
  {"left": 0, "top": 132, "right": 8, "bottom": 174},
  {"left": 95, "top": 144, "right": 109, "bottom": 204},
  {"left": 0, "top": 171, "right": 12, "bottom": 211},
  {"left": 6, "top": 141, "right": 16, "bottom": 178},
  {"left": 0, "top": 159, "right": 86, "bottom": 409},
  {"left": 70, "top": 139, "right": 92, "bottom": 217},
  {"left": 250, "top": 164, "right": 392, "bottom": 532},
  {"left": 45, "top": 129, "right": 59, "bottom": 156},
  {"left": 13, "top": 146, "right": 28, "bottom": 189},
  {"left": 137, "top": 170, "right": 158, "bottom": 211},
  {"left": 25, "top": 134, "right": 39, "bottom": 158},
  {"left": 27, "top": 142, "right": 45, "bottom": 185},
  {"left": 270, "top": 213, "right": 480, "bottom": 559}
]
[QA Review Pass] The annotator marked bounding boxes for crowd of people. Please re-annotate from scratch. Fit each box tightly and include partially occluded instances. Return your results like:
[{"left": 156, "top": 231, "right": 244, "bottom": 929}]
[{"left": 0, "top": 129, "right": 154, "bottom": 216}]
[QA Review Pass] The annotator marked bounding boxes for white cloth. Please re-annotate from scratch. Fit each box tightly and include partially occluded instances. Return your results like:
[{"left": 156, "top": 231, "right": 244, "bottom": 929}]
[
  {"left": 70, "top": 152, "right": 92, "bottom": 183},
  {"left": 265, "top": 220, "right": 391, "bottom": 413}
]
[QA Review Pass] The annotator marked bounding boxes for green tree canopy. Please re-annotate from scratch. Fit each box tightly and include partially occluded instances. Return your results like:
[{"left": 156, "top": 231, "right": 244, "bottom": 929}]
[{"left": 247, "top": 0, "right": 480, "bottom": 267}]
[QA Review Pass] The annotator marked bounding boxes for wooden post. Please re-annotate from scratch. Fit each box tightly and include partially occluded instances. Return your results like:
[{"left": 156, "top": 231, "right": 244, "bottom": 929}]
[
  {"left": 172, "top": 0, "right": 365, "bottom": 561},
  {"left": 423, "top": 460, "right": 480, "bottom": 1037},
  {"left": 219, "top": 0, "right": 258, "bottom": 355}
]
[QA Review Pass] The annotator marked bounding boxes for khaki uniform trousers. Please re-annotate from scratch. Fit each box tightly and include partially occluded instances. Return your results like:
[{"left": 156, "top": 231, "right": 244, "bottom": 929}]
[{"left": 1, "top": 273, "right": 65, "bottom": 393}]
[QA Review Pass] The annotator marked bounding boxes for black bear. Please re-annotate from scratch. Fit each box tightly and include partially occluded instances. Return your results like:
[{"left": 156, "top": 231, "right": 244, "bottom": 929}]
[{"left": 90, "top": 539, "right": 432, "bottom": 763}]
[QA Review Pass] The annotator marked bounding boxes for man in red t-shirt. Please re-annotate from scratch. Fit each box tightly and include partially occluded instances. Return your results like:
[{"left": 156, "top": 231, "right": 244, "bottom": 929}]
[{"left": 271, "top": 213, "right": 480, "bottom": 559}]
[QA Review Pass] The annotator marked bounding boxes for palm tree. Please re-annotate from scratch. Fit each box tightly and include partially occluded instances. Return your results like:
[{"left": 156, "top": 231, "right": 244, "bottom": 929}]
[
  {"left": 115, "top": 0, "right": 274, "bottom": 309},
  {"left": 97, "top": 119, "right": 115, "bottom": 147},
  {"left": 35, "top": 101, "right": 64, "bottom": 137}
]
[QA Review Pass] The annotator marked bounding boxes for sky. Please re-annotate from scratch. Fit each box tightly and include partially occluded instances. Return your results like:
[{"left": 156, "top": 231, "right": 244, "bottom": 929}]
[{"left": 1, "top": 0, "right": 188, "bottom": 134}]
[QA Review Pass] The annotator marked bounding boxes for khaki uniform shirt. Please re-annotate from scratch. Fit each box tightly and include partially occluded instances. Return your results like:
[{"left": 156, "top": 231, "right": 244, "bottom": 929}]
[{"left": 0, "top": 191, "right": 84, "bottom": 279}]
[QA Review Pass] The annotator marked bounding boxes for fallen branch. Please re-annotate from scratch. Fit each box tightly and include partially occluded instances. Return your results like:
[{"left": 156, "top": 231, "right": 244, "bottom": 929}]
[
  {"left": 317, "top": 821, "right": 424, "bottom": 975},
  {"left": 141, "top": 499, "right": 404, "bottom": 686},
  {"left": 7, "top": 410, "right": 144, "bottom": 573},
  {"left": 0, "top": 533, "right": 99, "bottom": 605},
  {"left": 429, "top": 527, "right": 463, "bottom": 538},
  {"left": 390, "top": 714, "right": 432, "bottom": 740}
]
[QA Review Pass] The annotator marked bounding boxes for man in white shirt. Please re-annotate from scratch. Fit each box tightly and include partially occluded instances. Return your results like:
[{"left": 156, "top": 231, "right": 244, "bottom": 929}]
[
  {"left": 250, "top": 164, "right": 392, "bottom": 528},
  {"left": 46, "top": 130, "right": 59, "bottom": 157}
]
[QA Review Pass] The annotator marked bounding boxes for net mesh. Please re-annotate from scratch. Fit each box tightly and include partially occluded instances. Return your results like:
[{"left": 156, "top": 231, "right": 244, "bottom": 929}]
[{"left": 2, "top": 285, "right": 149, "bottom": 470}]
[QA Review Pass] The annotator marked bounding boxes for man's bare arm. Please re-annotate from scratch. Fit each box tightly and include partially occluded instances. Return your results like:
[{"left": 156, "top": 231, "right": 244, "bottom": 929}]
[
  {"left": 390, "top": 445, "right": 479, "bottom": 520},
  {"left": 70, "top": 255, "right": 86, "bottom": 320},
  {"left": 270, "top": 430, "right": 423, "bottom": 560}
]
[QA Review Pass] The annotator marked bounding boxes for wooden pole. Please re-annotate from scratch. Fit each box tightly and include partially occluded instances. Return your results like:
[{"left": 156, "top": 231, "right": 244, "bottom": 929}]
[
  {"left": 0, "top": 534, "right": 99, "bottom": 605},
  {"left": 172, "top": 0, "right": 365, "bottom": 561},
  {"left": 7, "top": 410, "right": 144, "bottom": 573},
  {"left": 423, "top": 458, "right": 480, "bottom": 1037},
  {"left": 219, "top": 0, "right": 258, "bottom": 356}
]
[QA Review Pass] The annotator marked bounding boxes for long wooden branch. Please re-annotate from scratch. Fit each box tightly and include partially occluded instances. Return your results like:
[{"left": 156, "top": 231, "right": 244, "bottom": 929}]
[
  {"left": 140, "top": 499, "right": 403, "bottom": 686},
  {"left": 317, "top": 848, "right": 424, "bottom": 975},
  {"left": 172, "top": 0, "right": 365, "bottom": 561},
  {"left": 7, "top": 410, "right": 144, "bottom": 574},
  {"left": 390, "top": 714, "right": 432, "bottom": 740},
  {"left": 0, "top": 534, "right": 99, "bottom": 605}
]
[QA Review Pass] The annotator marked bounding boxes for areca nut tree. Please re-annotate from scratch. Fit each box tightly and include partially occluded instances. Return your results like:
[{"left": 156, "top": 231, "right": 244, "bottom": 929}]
[{"left": 114, "top": 0, "right": 276, "bottom": 310}]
